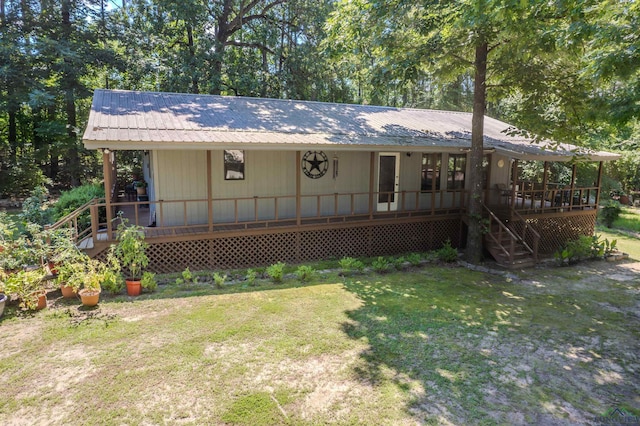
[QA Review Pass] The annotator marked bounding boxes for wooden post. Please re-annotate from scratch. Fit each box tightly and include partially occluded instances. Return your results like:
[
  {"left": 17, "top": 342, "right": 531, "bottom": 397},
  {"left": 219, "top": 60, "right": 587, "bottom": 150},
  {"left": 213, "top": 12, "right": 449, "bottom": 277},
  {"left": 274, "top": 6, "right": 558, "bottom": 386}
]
[
  {"left": 541, "top": 161, "right": 549, "bottom": 210},
  {"left": 570, "top": 163, "right": 577, "bottom": 208},
  {"left": 103, "top": 149, "right": 113, "bottom": 240},
  {"left": 510, "top": 159, "right": 518, "bottom": 210},
  {"left": 368, "top": 152, "right": 375, "bottom": 220},
  {"left": 595, "top": 161, "right": 603, "bottom": 206},
  {"left": 296, "top": 151, "right": 301, "bottom": 226},
  {"left": 90, "top": 200, "right": 99, "bottom": 243},
  {"left": 207, "top": 150, "right": 213, "bottom": 232}
]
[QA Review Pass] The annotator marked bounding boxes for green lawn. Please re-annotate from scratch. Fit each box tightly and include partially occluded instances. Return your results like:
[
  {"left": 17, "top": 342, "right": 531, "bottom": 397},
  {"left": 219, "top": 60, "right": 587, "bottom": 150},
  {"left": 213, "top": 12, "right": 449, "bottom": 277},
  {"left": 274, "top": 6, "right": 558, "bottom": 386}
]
[{"left": 1, "top": 259, "right": 638, "bottom": 425}]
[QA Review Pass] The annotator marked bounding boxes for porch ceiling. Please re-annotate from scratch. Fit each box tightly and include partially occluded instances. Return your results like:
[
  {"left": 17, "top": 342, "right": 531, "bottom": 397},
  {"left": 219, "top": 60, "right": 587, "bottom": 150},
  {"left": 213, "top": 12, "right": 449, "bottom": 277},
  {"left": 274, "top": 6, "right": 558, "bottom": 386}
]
[{"left": 83, "top": 89, "right": 619, "bottom": 162}]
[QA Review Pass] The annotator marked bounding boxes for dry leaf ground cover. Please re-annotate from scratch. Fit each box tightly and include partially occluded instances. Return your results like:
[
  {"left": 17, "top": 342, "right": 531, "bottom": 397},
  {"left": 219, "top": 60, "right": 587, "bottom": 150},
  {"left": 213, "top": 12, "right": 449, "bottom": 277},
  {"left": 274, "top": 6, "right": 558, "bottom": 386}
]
[{"left": 0, "top": 249, "right": 638, "bottom": 425}]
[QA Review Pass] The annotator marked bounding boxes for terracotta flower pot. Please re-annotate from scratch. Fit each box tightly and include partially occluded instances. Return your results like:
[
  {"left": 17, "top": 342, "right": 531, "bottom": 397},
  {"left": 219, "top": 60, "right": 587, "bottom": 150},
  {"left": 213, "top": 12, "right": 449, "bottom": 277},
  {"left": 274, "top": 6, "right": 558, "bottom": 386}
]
[
  {"left": 48, "top": 261, "right": 60, "bottom": 276},
  {"left": 78, "top": 289, "right": 100, "bottom": 307},
  {"left": 36, "top": 293, "right": 47, "bottom": 310},
  {"left": 126, "top": 279, "right": 142, "bottom": 296},
  {"left": 136, "top": 187, "right": 146, "bottom": 196},
  {"left": 60, "top": 284, "right": 78, "bottom": 299}
]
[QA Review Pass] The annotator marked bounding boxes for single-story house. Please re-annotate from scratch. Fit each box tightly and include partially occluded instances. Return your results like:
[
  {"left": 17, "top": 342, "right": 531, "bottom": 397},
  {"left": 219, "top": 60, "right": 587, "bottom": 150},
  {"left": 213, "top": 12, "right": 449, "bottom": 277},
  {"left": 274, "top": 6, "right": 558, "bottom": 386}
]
[{"left": 73, "top": 89, "right": 619, "bottom": 271}]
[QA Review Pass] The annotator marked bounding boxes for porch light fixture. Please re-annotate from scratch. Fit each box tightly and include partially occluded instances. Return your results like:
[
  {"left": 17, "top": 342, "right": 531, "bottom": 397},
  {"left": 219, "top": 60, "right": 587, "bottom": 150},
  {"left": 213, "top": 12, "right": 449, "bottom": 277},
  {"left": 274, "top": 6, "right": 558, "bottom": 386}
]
[
  {"left": 102, "top": 148, "right": 110, "bottom": 154},
  {"left": 332, "top": 155, "right": 339, "bottom": 179}
]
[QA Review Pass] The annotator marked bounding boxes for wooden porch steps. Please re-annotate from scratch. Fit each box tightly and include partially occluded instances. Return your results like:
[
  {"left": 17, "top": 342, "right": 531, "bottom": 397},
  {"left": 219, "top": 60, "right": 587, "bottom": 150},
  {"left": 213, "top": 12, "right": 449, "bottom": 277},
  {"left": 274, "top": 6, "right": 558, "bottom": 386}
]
[{"left": 482, "top": 206, "right": 539, "bottom": 269}]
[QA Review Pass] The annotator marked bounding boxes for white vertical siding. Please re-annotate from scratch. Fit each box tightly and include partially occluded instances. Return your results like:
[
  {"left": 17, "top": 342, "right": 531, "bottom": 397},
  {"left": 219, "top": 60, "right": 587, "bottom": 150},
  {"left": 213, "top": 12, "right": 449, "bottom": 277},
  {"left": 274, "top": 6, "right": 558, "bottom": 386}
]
[{"left": 155, "top": 150, "right": 208, "bottom": 226}]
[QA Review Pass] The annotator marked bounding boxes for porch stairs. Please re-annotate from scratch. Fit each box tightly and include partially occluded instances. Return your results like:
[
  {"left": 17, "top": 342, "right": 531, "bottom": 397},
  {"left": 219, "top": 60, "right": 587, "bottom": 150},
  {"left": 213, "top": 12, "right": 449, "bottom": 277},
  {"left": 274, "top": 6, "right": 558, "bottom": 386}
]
[{"left": 482, "top": 204, "right": 540, "bottom": 269}]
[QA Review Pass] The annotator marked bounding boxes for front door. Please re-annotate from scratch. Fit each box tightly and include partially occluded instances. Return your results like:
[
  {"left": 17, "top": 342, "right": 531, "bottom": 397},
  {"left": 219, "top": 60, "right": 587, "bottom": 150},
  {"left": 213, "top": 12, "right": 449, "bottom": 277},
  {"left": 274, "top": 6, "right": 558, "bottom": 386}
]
[{"left": 377, "top": 152, "right": 400, "bottom": 211}]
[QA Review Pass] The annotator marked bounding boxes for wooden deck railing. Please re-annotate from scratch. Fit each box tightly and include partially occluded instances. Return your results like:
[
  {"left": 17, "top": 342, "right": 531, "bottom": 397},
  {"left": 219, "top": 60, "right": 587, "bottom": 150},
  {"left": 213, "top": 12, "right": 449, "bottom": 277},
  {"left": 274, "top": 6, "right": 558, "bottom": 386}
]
[
  {"left": 510, "top": 184, "right": 599, "bottom": 213},
  {"left": 46, "top": 198, "right": 106, "bottom": 243},
  {"left": 511, "top": 208, "right": 540, "bottom": 261},
  {"left": 81, "top": 189, "right": 468, "bottom": 242}
]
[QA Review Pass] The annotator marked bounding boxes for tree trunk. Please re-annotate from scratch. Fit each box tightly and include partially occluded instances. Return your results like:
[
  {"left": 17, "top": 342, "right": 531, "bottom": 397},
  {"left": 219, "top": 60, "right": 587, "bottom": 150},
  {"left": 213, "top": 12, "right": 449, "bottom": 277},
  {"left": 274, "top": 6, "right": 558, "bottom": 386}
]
[
  {"left": 465, "top": 41, "right": 488, "bottom": 264},
  {"left": 62, "top": 0, "right": 80, "bottom": 186},
  {"left": 187, "top": 24, "right": 199, "bottom": 94}
]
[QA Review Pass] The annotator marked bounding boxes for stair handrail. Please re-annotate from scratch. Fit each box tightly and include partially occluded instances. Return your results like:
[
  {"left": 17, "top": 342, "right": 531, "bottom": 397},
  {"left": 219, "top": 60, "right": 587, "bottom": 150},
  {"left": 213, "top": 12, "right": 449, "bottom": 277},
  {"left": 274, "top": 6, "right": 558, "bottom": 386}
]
[
  {"left": 482, "top": 204, "right": 519, "bottom": 260},
  {"left": 511, "top": 208, "right": 540, "bottom": 260},
  {"left": 46, "top": 198, "right": 104, "bottom": 243}
]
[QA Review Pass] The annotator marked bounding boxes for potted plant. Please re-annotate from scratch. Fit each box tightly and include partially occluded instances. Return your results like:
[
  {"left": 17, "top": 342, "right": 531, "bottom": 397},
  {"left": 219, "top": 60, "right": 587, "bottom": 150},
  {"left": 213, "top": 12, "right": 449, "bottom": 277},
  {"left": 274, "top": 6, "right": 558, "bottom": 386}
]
[
  {"left": 43, "top": 228, "right": 79, "bottom": 275},
  {"left": 100, "top": 247, "right": 125, "bottom": 295},
  {"left": 115, "top": 218, "right": 149, "bottom": 296},
  {"left": 134, "top": 180, "right": 147, "bottom": 196},
  {"left": 78, "top": 260, "right": 103, "bottom": 307},
  {"left": 7, "top": 268, "right": 47, "bottom": 311},
  {"left": 56, "top": 259, "right": 88, "bottom": 298}
]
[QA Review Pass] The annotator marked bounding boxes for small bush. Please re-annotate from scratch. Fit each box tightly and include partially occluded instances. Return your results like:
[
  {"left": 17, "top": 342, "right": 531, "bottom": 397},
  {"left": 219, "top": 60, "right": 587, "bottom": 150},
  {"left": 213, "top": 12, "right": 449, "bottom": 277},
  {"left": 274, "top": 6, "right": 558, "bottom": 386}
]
[
  {"left": 266, "top": 262, "right": 286, "bottom": 283},
  {"left": 19, "top": 186, "right": 53, "bottom": 226},
  {"left": 182, "top": 267, "right": 193, "bottom": 283},
  {"left": 554, "top": 235, "right": 595, "bottom": 265},
  {"left": 53, "top": 183, "right": 105, "bottom": 220},
  {"left": 436, "top": 240, "right": 458, "bottom": 263},
  {"left": 338, "top": 256, "right": 364, "bottom": 275},
  {"left": 295, "top": 265, "right": 316, "bottom": 282},
  {"left": 212, "top": 272, "right": 227, "bottom": 289},
  {"left": 391, "top": 256, "right": 406, "bottom": 270},
  {"left": 141, "top": 271, "right": 157, "bottom": 292},
  {"left": 600, "top": 201, "right": 622, "bottom": 228},
  {"left": 372, "top": 256, "right": 392, "bottom": 273},
  {"left": 246, "top": 268, "right": 257, "bottom": 286},
  {"left": 406, "top": 253, "right": 422, "bottom": 266},
  {"left": 102, "top": 269, "right": 125, "bottom": 294}
]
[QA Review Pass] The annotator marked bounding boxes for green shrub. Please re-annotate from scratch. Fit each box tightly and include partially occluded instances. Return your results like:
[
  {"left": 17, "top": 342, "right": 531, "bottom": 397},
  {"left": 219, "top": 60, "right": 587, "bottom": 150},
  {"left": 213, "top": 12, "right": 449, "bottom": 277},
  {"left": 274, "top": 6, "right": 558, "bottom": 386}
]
[
  {"left": 212, "top": 272, "right": 227, "bottom": 289},
  {"left": 406, "top": 253, "right": 422, "bottom": 266},
  {"left": 554, "top": 235, "right": 596, "bottom": 265},
  {"left": 246, "top": 268, "right": 257, "bottom": 286},
  {"left": 182, "top": 267, "right": 193, "bottom": 283},
  {"left": 600, "top": 201, "right": 622, "bottom": 228},
  {"left": 19, "top": 186, "right": 53, "bottom": 226},
  {"left": 338, "top": 256, "right": 364, "bottom": 275},
  {"left": 266, "top": 262, "right": 286, "bottom": 283},
  {"left": 102, "top": 268, "right": 125, "bottom": 294},
  {"left": 53, "top": 183, "right": 105, "bottom": 220},
  {"left": 391, "top": 256, "right": 406, "bottom": 270},
  {"left": 295, "top": 265, "right": 315, "bottom": 282},
  {"left": 372, "top": 256, "right": 392, "bottom": 273},
  {"left": 436, "top": 240, "right": 458, "bottom": 263},
  {"left": 141, "top": 271, "right": 158, "bottom": 292}
]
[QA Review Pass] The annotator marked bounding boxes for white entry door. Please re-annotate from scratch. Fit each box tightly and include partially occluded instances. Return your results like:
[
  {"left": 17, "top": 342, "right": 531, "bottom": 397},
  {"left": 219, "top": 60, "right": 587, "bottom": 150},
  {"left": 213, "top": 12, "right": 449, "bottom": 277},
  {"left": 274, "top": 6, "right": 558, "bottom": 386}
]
[{"left": 377, "top": 152, "right": 400, "bottom": 211}]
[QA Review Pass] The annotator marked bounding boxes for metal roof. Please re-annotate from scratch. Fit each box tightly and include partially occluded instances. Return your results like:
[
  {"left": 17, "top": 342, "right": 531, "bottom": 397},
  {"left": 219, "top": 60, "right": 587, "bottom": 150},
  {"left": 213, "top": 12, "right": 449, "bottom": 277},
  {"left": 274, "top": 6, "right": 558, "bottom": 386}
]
[{"left": 83, "top": 89, "right": 620, "bottom": 162}]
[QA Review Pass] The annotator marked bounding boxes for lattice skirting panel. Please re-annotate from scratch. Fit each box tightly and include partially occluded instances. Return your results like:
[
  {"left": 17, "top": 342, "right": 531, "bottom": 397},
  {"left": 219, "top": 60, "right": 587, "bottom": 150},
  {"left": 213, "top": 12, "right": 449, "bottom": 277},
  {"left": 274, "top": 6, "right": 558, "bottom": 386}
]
[
  {"left": 514, "top": 211, "right": 597, "bottom": 254},
  {"left": 94, "top": 217, "right": 462, "bottom": 273}
]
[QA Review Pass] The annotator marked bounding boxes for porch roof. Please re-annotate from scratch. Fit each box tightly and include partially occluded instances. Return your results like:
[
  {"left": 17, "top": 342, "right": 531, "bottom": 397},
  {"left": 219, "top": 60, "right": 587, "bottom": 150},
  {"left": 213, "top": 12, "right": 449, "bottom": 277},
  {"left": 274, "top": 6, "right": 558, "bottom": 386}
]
[{"left": 83, "top": 89, "right": 619, "bottom": 162}]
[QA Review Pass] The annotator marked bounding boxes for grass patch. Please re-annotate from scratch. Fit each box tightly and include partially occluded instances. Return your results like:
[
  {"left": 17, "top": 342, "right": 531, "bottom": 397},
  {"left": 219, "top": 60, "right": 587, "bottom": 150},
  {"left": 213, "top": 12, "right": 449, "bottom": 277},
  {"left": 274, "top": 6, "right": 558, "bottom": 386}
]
[
  {"left": 0, "top": 262, "right": 637, "bottom": 424},
  {"left": 612, "top": 206, "right": 640, "bottom": 232}
]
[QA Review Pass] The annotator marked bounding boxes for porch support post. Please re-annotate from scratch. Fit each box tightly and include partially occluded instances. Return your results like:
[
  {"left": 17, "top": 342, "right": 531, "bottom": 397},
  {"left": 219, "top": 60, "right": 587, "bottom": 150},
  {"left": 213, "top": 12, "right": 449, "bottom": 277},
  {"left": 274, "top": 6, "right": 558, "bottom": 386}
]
[
  {"left": 510, "top": 159, "right": 518, "bottom": 209},
  {"left": 368, "top": 152, "right": 375, "bottom": 220},
  {"left": 595, "top": 161, "right": 603, "bottom": 206},
  {"left": 570, "top": 163, "right": 577, "bottom": 207},
  {"left": 541, "top": 161, "right": 549, "bottom": 210},
  {"left": 296, "top": 151, "right": 301, "bottom": 226},
  {"left": 103, "top": 149, "right": 113, "bottom": 240},
  {"left": 207, "top": 150, "right": 213, "bottom": 232}
]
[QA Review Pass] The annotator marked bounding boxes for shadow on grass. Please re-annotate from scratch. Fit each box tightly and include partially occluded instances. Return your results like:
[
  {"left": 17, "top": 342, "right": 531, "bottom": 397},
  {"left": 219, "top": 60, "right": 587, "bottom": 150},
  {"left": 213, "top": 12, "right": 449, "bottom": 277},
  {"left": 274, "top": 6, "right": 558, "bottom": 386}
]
[{"left": 338, "top": 267, "right": 640, "bottom": 424}]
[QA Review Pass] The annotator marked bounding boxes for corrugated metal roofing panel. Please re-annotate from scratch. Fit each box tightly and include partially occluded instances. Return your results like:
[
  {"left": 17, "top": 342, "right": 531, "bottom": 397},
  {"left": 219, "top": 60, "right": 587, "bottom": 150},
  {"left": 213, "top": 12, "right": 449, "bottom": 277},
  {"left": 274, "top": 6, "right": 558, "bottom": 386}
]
[{"left": 82, "top": 89, "right": 619, "bottom": 161}]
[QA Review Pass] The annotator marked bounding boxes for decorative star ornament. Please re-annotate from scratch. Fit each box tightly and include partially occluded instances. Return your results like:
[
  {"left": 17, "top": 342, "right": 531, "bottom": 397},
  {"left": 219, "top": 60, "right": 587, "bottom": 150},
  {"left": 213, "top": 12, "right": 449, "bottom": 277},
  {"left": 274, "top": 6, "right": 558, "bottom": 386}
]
[{"left": 302, "top": 151, "right": 328, "bottom": 179}]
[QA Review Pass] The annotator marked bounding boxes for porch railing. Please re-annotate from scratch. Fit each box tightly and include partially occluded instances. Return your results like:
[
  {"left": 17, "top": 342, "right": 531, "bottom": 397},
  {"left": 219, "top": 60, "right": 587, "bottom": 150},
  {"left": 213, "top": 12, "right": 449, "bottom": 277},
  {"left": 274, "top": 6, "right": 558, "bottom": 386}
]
[
  {"left": 85, "top": 189, "right": 468, "bottom": 243},
  {"left": 509, "top": 183, "right": 599, "bottom": 213},
  {"left": 46, "top": 198, "right": 106, "bottom": 243}
]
